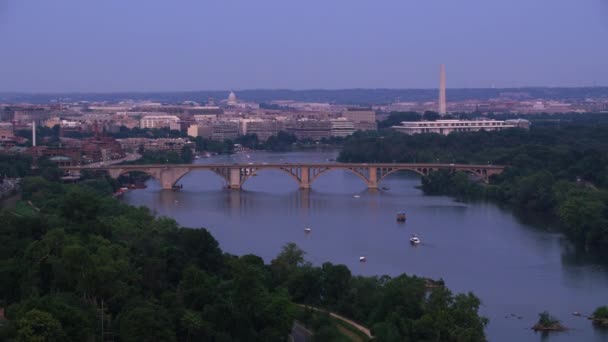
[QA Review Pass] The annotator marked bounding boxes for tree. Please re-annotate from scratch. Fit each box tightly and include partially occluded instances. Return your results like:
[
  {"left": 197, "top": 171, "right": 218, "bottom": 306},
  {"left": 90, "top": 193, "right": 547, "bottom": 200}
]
[
  {"left": 181, "top": 146, "right": 194, "bottom": 163},
  {"left": 423, "top": 111, "right": 441, "bottom": 121},
  {"left": 117, "top": 302, "right": 176, "bottom": 342},
  {"left": 593, "top": 306, "right": 608, "bottom": 319},
  {"left": 16, "top": 309, "right": 65, "bottom": 342},
  {"left": 270, "top": 243, "right": 306, "bottom": 285}
]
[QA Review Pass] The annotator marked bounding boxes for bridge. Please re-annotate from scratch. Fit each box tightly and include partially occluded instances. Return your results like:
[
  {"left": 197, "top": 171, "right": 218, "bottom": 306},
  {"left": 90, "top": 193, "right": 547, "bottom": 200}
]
[{"left": 62, "top": 163, "right": 505, "bottom": 190}]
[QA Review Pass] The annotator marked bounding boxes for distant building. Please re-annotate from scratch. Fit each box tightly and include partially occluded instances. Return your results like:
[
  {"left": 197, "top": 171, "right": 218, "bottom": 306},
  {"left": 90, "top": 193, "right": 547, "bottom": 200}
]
[
  {"left": 81, "top": 135, "right": 125, "bottom": 163},
  {"left": 117, "top": 138, "right": 193, "bottom": 153},
  {"left": 0, "top": 122, "right": 14, "bottom": 139},
  {"left": 211, "top": 121, "right": 239, "bottom": 141},
  {"left": 140, "top": 115, "right": 180, "bottom": 129},
  {"left": 391, "top": 119, "right": 529, "bottom": 136},
  {"left": 286, "top": 119, "right": 331, "bottom": 141},
  {"left": 342, "top": 108, "right": 376, "bottom": 123},
  {"left": 341, "top": 108, "right": 377, "bottom": 131},
  {"left": 330, "top": 118, "right": 355, "bottom": 137},
  {"left": 187, "top": 124, "right": 212, "bottom": 139},
  {"left": 227, "top": 91, "right": 238, "bottom": 107},
  {"left": 247, "top": 120, "right": 285, "bottom": 141}
]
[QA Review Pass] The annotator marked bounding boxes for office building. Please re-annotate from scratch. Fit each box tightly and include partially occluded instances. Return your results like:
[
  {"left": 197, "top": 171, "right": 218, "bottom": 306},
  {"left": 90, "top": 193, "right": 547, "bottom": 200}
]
[
  {"left": 286, "top": 119, "right": 331, "bottom": 141},
  {"left": 211, "top": 121, "right": 239, "bottom": 141}
]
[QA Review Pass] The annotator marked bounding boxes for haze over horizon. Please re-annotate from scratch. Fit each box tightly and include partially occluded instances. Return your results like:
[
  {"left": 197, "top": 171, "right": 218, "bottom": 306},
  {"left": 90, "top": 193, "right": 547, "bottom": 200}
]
[{"left": 1, "top": 0, "right": 607, "bottom": 93}]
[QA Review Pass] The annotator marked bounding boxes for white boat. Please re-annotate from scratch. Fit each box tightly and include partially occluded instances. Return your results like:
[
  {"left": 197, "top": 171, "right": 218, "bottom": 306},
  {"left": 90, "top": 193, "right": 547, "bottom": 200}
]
[
  {"left": 353, "top": 195, "right": 361, "bottom": 198},
  {"left": 304, "top": 228, "right": 311, "bottom": 233},
  {"left": 359, "top": 256, "right": 367, "bottom": 262},
  {"left": 409, "top": 235, "right": 421, "bottom": 245}
]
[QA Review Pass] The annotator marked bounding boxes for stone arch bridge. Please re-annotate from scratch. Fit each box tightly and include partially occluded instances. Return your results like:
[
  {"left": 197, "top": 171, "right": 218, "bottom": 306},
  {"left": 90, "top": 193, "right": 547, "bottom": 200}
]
[{"left": 62, "top": 163, "right": 505, "bottom": 190}]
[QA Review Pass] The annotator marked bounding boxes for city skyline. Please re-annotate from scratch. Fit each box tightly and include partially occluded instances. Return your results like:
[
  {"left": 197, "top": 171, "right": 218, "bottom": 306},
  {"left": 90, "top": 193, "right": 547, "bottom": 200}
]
[{"left": 1, "top": 0, "right": 607, "bottom": 92}]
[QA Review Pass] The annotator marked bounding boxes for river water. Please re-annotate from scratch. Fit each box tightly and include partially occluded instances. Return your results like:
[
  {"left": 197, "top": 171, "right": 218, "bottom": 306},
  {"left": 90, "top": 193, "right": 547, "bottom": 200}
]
[{"left": 122, "top": 150, "right": 608, "bottom": 342}]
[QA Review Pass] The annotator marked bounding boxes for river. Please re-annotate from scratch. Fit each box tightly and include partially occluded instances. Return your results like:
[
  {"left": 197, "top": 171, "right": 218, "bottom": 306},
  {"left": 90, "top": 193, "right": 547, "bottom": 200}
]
[{"left": 122, "top": 150, "right": 608, "bottom": 342}]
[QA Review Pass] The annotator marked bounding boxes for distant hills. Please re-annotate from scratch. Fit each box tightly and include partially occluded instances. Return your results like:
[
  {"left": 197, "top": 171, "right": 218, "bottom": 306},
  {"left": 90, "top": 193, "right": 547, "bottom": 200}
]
[{"left": 1, "top": 87, "right": 607, "bottom": 105}]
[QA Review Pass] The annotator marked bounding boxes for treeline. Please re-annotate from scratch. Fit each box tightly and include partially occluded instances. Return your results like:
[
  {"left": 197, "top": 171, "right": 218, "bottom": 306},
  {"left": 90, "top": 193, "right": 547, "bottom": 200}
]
[
  {"left": 0, "top": 177, "right": 487, "bottom": 341},
  {"left": 338, "top": 124, "right": 608, "bottom": 246}
]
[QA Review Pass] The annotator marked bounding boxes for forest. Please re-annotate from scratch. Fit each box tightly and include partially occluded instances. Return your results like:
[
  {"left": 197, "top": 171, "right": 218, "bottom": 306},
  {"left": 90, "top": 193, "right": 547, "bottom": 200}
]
[
  {"left": 0, "top": 174, "right": 487, "bottom": 341},
  {"left": 338, "top": 118, "right": 608, "bottom": 247}
]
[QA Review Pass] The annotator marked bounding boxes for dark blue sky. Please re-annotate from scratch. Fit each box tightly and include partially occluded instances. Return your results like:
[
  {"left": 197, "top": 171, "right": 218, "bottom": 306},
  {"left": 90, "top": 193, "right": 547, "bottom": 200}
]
[{"left": 1, "top": 0, "right": 607, "bottom": 92}]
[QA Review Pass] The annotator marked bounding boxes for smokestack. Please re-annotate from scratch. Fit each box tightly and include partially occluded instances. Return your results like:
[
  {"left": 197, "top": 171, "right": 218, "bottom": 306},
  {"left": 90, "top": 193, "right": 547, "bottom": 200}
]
[
  {"left": 32, "top": 120, "right": 36, "bottom": 147},
  {"left": 439, "top": 64, "right": 447, "bottom": 115}
]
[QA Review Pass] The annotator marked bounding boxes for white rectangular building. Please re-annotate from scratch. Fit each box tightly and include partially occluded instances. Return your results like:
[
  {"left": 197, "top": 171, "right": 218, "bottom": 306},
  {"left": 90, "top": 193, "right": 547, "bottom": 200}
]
[
  {"left": 140, "top": 115, "right": 180, "bottom": 129},
  {"left": 391, "top": 119, "right": 529, "bottom": 136}
]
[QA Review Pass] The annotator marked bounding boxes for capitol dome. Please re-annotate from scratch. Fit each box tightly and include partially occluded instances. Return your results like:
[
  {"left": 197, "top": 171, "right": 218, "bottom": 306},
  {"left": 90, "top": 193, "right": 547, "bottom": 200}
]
[{"left": 227, "top": 91, "right": 237, "bottom": 106}]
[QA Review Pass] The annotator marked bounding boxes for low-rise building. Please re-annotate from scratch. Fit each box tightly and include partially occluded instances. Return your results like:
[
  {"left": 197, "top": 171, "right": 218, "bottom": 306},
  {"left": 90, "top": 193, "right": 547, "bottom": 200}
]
[
  {"left": 140, "top": 115, "right": 180, "bottom": 129},
  {"left": 342, "top": 107, "right": 376, "bottom": 124},
  {"left": 330, "top": 118, "right": 355, "bottom": 137},
  {"left": 117, "top": 138, "right": 193, "bottom": 153},
  {"left": 0, "top": 122, "right": 14, "bottom": 139},
  {"left": 391, "top": 119, "right": 529, "bottom": 135}
]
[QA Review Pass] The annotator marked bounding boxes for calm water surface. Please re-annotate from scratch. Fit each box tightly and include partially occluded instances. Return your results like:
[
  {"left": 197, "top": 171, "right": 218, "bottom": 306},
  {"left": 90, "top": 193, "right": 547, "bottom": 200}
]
[{"left": 122, "top": 150, "right": 608, "bottom": 342}]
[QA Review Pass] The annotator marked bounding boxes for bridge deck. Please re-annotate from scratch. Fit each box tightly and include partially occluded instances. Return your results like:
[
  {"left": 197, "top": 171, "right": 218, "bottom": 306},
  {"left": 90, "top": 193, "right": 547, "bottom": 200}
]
[{"left": 63, "top": 162, "right": 504, "bottom": 170}]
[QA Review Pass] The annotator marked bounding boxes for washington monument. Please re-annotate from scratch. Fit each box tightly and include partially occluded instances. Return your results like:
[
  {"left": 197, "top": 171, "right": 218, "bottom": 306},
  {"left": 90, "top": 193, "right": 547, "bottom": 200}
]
[{"left": 439, "top": 64, "right": 447, "bottom": 115}]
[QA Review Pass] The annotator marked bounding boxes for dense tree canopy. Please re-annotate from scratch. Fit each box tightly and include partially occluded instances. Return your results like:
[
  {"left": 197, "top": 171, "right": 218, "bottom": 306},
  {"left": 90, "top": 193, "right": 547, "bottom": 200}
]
[{"left": 0, "top": 177, "right": 488, "bottom": 341}]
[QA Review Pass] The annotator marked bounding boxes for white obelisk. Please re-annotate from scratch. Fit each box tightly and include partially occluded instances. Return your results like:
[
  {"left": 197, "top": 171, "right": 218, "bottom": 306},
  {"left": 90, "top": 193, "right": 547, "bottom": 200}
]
[
  {"left": 32, "top": 120, "right": 36, "bottom": 146},
  {"left": 439, "top": 64, "right": 447, "bottom": 115}
]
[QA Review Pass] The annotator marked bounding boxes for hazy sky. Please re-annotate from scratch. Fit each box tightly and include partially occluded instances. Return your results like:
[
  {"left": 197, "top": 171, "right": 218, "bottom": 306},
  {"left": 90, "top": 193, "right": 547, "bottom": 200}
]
[{"left": 0, "top": 0, "right": 607, "bottom": 92}]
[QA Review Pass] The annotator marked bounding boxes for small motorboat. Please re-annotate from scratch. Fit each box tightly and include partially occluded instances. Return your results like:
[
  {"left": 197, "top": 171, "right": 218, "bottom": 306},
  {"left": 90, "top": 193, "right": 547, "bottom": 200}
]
[
  {"left": 353, "top": 195, "right": 361, "bottom": 198},
  {"left": 396, "top": 212, "right": 406, "bottom": 222},
  {"left": 359, "top": 256, "right": 367, "bottom": 262},
  {"left": 382, "top": 186, "right": 390, "bottom": 191},
  {"left": 304, "top": 228, "right": 311, "bottom": 234},
  {"left": 410, "top": 235, "right": 421, "bottom": 245}
]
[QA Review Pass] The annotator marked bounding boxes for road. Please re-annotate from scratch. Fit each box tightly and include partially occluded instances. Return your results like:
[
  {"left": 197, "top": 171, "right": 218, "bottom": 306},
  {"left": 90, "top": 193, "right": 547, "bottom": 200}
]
[
  {"left": 296, "top": 304, "right": 373, "bottom": 339},
  {"left": 289, "top": 321, "right": 312, "bottom": 342},
  {"left": 83, "top": 152, "right": 141, "bottom": 168}
]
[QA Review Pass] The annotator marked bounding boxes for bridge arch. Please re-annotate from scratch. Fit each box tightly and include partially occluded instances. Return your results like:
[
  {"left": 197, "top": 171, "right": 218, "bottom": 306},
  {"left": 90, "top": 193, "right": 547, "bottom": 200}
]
[
  {"left": 309, "top": 167, "right": 371, "bottom": 188},
  {"left": 239, "top": 167, "right": 303, "bottom": 190}
]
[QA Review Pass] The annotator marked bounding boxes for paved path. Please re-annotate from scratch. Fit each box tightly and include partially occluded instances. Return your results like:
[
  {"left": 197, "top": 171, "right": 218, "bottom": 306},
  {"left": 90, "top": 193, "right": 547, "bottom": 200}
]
[
  {"left": 290, "top": 321, "right": 312, "bottom": 342},
  {"left": 297, "top": 304, "right": 373, "bottom": 339}
]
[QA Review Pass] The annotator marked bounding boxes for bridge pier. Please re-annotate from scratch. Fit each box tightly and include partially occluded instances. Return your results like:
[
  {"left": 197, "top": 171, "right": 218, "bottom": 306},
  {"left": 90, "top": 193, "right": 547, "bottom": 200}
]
[
  {"left": 229, "top": 167, "right": 242, "bottom": 190},
  {"left": 159, "top": 167, "right": 191, "bottom": 190},
  {"left": 367, "top": 167, "right": 378, "bottom": 189},
  {"left": 299, "top": 167, "right": 310, "bottom": 189}
]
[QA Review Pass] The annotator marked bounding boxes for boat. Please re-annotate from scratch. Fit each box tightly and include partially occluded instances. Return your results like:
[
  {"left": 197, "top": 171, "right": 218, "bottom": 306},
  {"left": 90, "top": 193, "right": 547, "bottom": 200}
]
[
  {"left": 304, "top": 228, "right": 311, "bottom": 234},
  {"left": 172, "top": 184, "right": 183, "bottom": 191},
  {"left": 410, "top": 235, "right": 421, "bottom": 245},
  {"left": 396, "top": 212, "right": 406, "bottom": 222},
  {"left": 382, "top": 186, "right": 390, "bottom": 190},
  {"left": 359, "top": 256, "right": 367, "bottom": 262},
  {"left": 353, "top": 195, "right": 361, "bottom": 198}
]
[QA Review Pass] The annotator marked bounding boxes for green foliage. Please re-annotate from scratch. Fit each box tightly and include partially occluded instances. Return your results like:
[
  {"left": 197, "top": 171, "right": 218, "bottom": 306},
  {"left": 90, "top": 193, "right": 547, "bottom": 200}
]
[
  {"left": 193, "top": 136, "right": 234, "bottom": 154},
  {"left": 537, "top": 311, "right": 560, "bottom": 327},
  {"left": 0, "top": 178, "right": 488, "bottom": 341},
  {"left": 593, "top": 306, "right": 608, "bottom": 319},
  {"left": 378, "top": 111, "right": 422, "bottom": 129},
  {"left": 15, "top": 309, "right": 66, "bottom": 342},
  {"left": 0, "top": 154, "right": 32, "bottom": 178}
]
